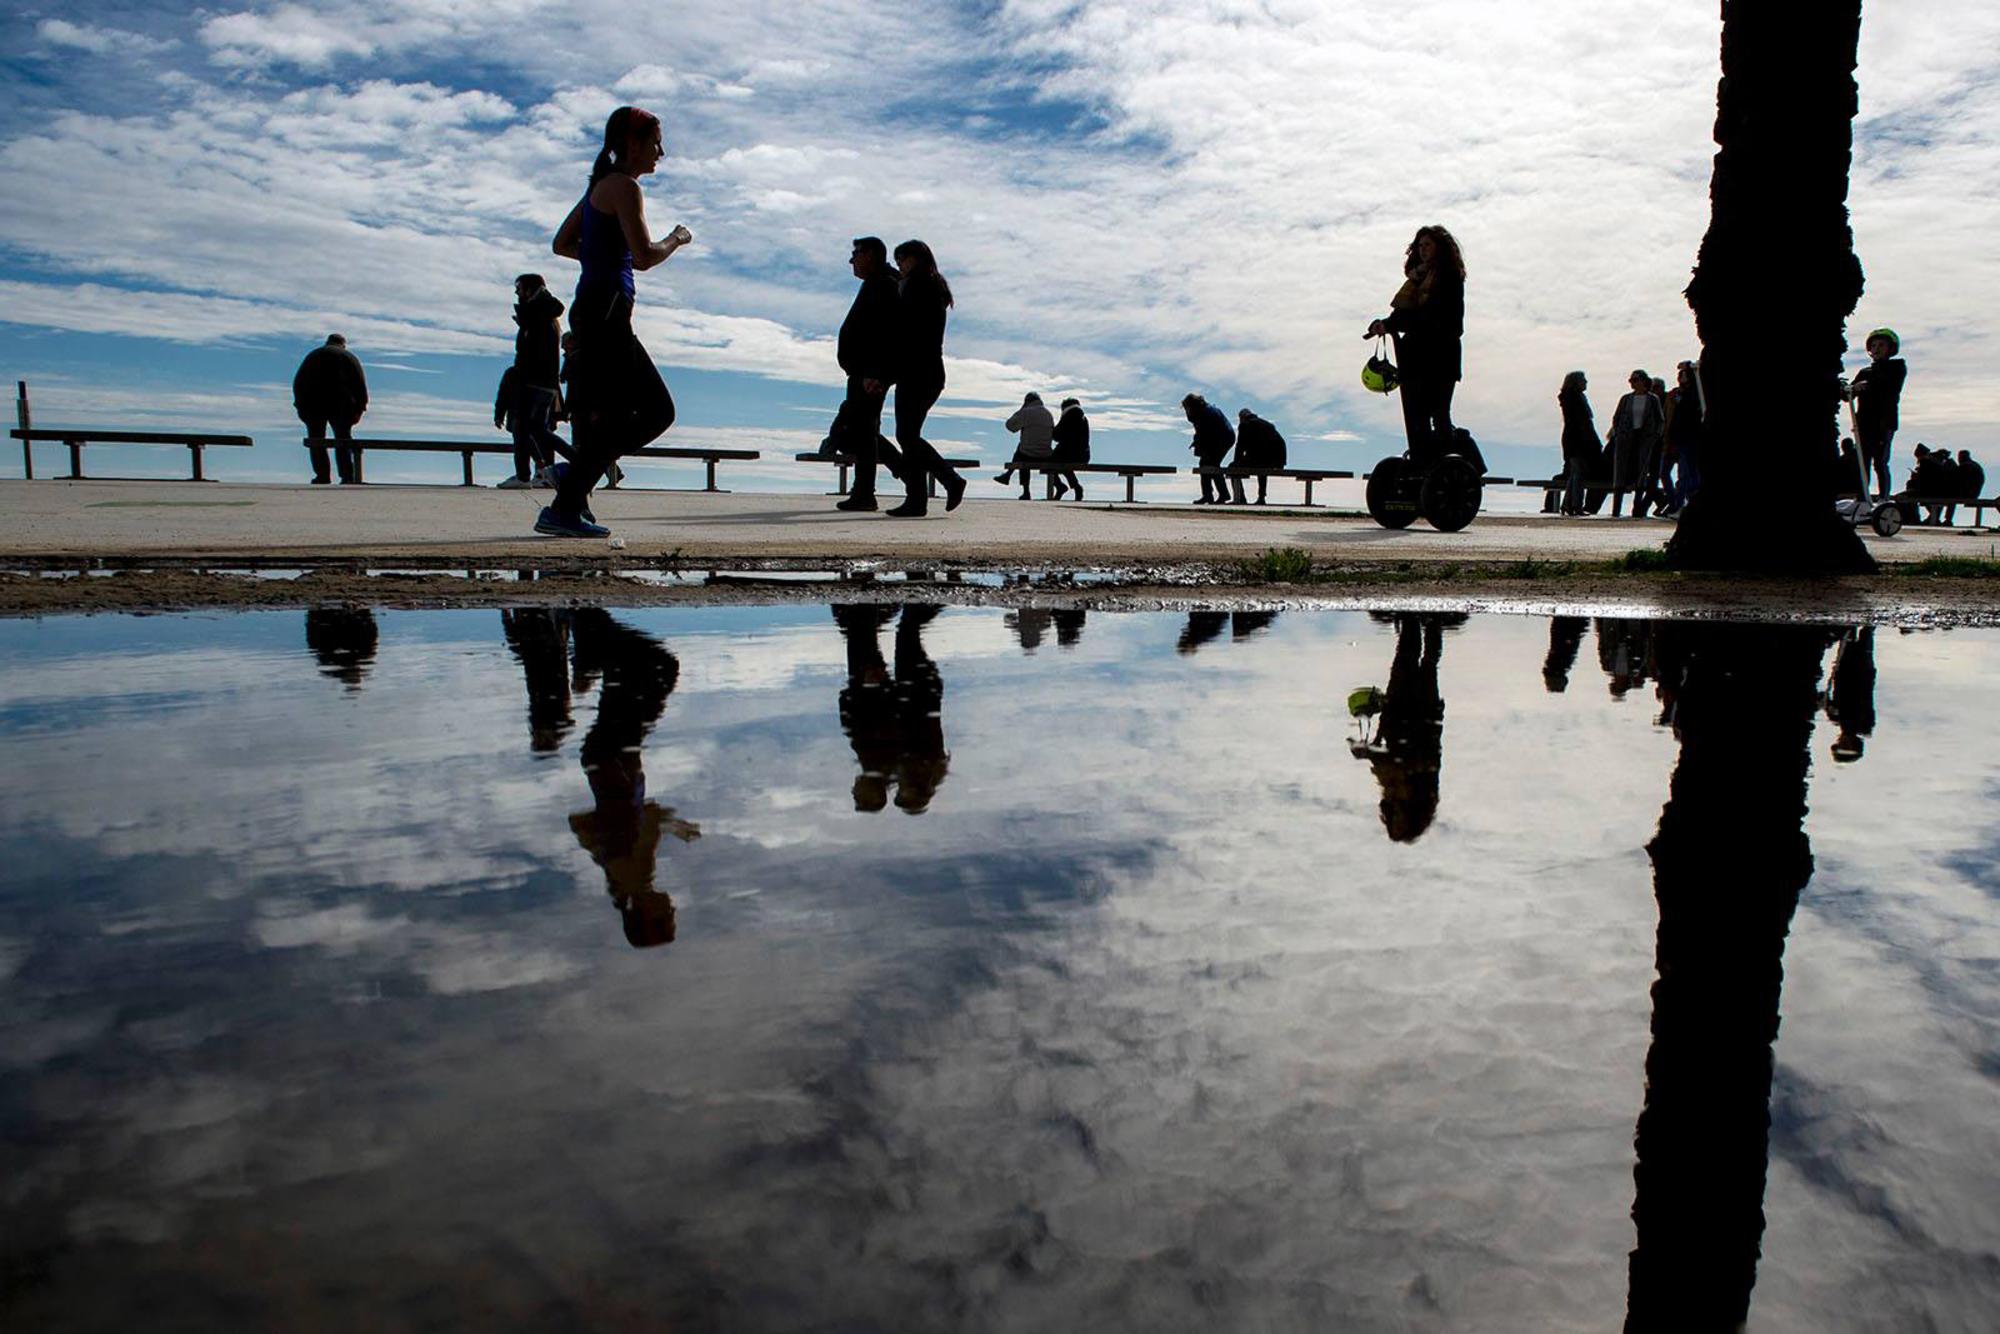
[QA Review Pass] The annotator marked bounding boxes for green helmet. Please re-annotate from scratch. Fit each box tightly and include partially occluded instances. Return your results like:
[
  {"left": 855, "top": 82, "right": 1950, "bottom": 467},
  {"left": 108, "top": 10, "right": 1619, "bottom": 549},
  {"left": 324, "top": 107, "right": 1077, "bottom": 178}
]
[
  {"left": 1362, "top": 353, "right": 1400, "bottom": 394},
  {"left": 1865, "top": 327, "right": 1899, "bottom": 355}
]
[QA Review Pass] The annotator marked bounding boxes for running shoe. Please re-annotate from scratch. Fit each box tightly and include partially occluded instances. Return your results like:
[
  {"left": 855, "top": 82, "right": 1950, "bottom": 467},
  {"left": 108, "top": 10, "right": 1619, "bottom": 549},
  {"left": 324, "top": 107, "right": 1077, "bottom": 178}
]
[
  {"left": 534, "top": 507, "right": 610, "bottom": 538},
  {"left": 497, "top": 475, "right": 535, "bottom": 489}
]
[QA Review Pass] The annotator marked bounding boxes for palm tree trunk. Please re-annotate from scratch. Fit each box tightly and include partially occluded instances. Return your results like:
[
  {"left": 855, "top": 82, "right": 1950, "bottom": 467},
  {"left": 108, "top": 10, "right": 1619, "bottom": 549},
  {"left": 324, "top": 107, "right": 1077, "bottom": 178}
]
[{"left": 1668, "top": 1, "right": 1874, "bottom": 573}]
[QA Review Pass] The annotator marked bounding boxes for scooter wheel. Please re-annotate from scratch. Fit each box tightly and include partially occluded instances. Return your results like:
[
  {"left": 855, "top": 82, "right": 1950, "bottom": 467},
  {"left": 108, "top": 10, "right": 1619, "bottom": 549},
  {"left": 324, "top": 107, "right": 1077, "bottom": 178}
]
[
  {"left": 1421, "top": 455, "right": 1484, "bottom": 533},
  {"left": 1366, "top": 457, "right": 1418, "bottom": 529},
  {"left": 1871, "top": 503, "right": 1903, "bottom": 538}
]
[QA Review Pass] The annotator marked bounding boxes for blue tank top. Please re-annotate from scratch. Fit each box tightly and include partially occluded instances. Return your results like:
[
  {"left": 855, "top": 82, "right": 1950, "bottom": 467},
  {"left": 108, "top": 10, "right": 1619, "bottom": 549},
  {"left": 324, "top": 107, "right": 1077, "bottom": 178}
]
[{"left": 577, "top": 193, "right": 634, "bottom": 301}]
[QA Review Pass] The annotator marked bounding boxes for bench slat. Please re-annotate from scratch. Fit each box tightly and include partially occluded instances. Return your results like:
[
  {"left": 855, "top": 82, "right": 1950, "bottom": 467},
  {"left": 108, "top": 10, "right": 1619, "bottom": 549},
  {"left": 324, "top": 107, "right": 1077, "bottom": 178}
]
[{"left": 12, "top": 429, "right": 251, "bottom": 446}]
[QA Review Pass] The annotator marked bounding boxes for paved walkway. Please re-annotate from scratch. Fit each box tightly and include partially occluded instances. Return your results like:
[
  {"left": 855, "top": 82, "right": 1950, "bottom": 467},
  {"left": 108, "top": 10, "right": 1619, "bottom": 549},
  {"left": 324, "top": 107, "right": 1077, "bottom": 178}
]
[{"left": 0, "top": 479, "right": 1980, "bottom": 565}]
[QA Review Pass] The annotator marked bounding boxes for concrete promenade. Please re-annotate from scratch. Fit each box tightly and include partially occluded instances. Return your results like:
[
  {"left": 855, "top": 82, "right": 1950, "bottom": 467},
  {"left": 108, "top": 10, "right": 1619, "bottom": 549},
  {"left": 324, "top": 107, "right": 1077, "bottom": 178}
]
[{"left": 0, "top": 479, "right": 1983, "bottom": 567}]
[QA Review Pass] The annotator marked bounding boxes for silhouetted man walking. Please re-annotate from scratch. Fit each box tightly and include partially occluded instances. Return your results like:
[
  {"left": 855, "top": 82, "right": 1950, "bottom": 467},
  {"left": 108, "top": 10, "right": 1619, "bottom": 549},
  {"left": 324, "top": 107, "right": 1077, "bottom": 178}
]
[
  {"left": 294, "top": 334, "right": 368, "bottom": 484},
  {"left": 834, "top": 237, "right": 901, "bottom": 512}
]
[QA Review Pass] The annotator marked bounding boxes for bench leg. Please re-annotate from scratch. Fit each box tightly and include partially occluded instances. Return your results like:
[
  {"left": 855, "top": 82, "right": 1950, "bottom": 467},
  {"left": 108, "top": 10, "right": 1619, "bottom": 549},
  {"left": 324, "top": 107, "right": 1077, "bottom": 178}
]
[
  {"left": 67, "top": 438, "right": 83, "bottom": 479},
  {"left": 1303, "top": 478, "right": 1314, "bottom": 506},
  {"left": 353, "top": 450, "right": 364, "bottom": 484},
  {"left": 1125, "top": 474, "right": 1136, "bottom": 504},
  {"left": 462, "top": 452, "right": 475, "bottom": 486},
  {"left": 190, "top": 444, "right": 206, "bottom": 482},
  {"left": 838, "top": 462, "right": 850, "bottom": 495},
  {"left": 705, "top": 458, "right": 718, "bottom": 492}
]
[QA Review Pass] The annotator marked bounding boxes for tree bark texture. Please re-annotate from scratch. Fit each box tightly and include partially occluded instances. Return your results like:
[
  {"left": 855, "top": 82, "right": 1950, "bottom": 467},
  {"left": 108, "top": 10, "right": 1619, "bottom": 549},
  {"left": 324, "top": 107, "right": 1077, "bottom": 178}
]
[{"left": 1670, "top": 1, "right": 1875, "bottom": 573}]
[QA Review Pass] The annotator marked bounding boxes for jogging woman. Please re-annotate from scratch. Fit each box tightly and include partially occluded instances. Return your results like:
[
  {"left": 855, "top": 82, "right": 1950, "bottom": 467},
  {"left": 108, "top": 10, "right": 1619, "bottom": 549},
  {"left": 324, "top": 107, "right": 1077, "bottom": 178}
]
[
  {"left": 539, "top": 106, "right": 692, "bottom": 538},
  {"left": 1364, "top": 226, "right": 1466, "bottom": 463},
  {"left": 882, "top": 239, "right": 966, "bottom": 517}
]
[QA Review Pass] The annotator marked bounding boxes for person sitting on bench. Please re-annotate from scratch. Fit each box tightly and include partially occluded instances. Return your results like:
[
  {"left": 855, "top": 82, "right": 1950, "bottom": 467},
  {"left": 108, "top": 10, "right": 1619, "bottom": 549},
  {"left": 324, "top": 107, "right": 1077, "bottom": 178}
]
[
  {"left": 1234, "top": 408, "right": 1288, "bottom": 504},
  {"left": 1050, "top": 397, "right": 1090, "bottom": 499},
  {"left": 997, "top": 392, "right": 1054, "bottom": 498}
]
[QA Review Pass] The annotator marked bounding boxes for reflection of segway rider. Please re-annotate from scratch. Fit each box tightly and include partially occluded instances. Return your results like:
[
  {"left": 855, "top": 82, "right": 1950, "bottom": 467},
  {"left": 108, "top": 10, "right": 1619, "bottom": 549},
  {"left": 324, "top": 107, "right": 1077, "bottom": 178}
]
[
  {"left": 1847, "top": 328, "right": 1906, "bottom": 499},
  {"left": 1365, "top": 226, "right": 1465, "bottom": 463}
]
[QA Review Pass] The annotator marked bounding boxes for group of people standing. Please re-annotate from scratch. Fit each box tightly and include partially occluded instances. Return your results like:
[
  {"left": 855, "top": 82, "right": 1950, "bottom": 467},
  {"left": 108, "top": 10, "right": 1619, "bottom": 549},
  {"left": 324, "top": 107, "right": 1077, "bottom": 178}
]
[{"left": 1552, "top": 360, "right": 1705, "bottom": 518}]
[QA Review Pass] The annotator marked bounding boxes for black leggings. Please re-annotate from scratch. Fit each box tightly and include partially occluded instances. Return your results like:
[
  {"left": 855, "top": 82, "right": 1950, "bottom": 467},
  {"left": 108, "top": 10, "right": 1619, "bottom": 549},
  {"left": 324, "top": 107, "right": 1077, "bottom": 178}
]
[
  {"left": 557, "top": 289, "right": 675, "bottom": 515},
  {"left": 894, "top": 377, "right": 953, "bottom": 499},
  {"left": 1398, "top": 369, "right": 1456, "bottom": 461}
]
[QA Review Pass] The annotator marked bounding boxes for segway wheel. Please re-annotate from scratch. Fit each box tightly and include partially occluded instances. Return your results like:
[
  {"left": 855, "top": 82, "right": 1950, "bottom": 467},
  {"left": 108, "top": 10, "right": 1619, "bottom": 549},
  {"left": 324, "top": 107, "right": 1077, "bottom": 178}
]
[
  {"left": 1871, "top": 503, "right": 1903, "bottom": 538},
  {"left": 1365, "top": 457, "right": 1419, "bottom": 529},
  {"left": 1420, "top": 455, "right": 1484, "bottom": 533}
]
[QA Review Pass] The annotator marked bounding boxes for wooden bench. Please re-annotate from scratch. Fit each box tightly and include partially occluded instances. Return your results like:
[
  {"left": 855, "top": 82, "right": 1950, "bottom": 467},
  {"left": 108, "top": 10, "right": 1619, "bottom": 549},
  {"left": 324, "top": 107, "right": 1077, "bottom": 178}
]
[
  {"left": 1193, "top": 466, "right": 1354, "bottom": 506},
  {"left": 1004, "top": 460, "right": 1182, "bottom": 504},
  {"left": 11, "top": 428, "right": 252, "bottom": 481},
  {"left": 793, "top": 451, "right": 981, "bottom": 499},
  {"left": 311, "top": 438, "right": 758, "bottom": 490}
]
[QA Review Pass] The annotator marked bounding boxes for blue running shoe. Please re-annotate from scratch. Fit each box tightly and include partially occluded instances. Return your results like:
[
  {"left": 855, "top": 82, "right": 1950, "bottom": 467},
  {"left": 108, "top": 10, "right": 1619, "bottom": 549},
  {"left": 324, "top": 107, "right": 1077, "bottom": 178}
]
[{"left": 535, "top": 506, "right": 610, "bottom": 538}]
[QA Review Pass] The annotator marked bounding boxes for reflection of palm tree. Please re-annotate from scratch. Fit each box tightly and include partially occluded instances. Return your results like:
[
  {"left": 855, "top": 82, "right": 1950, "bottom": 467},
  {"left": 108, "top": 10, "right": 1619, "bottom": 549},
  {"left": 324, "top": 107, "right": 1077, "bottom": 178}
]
[
  {"left": 1823, "top": 626, "right": 1876, "bottom": 763},
  {"left": 565, "top": 610, "right": 697, "bottom": 949},
  {"left": 1176, "top": 611, "right": 1230, "bottom": 655},
  {"left": 1053, "top": 609, "right": 1087, "bottom": 649},
  {"left": 1352, "top": 613, "right": 1451, "bottom": 843},
  {"left": 1543, "top": 616, "right": 1586, "bottom": 693},
  {"left": 1625, "top": 623, "right": 1830, "bottom": 1331},
  {"left": 305, "top": 608, "right": 379, "bottom": 690},
  {"left": 834, "top": 604, "right": 950, "bottom": 814},
  {"left": 501, "top": 609, "right": 574, "bottom": 754}
]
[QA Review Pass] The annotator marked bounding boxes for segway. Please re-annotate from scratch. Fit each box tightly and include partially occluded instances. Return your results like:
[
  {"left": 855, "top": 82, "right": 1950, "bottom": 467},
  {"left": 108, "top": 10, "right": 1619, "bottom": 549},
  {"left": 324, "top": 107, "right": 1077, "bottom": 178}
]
[
  {"left": 1360, "top": 339, "right": 1485, "bottom": 533},
  {"left": 1365, "top": 432, "right": 1486, "bottom": 533},
  {"left": 1834, "top": 393, "right": 1904, "bottom": 538}
]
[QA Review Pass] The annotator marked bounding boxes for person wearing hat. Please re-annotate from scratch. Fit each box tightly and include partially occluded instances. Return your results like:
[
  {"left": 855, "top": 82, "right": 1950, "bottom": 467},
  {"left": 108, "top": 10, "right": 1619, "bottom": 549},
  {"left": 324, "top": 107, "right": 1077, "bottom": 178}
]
[
  {"left": 1848, "top": 328, "right": 1907, "bottom": 499},
  {"left": 1050, "top": 396, "right": 1090, "bottom": 499}
]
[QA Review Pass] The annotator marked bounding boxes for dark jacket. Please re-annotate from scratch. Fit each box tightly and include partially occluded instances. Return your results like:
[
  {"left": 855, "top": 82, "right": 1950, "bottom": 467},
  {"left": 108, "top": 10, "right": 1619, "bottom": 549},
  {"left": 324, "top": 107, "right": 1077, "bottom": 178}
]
[
  {"left": 1384, "top": 268, "right": 1465, "bottom": 382},
  {"left": 1559, "top": 389, "right": 1597, "bottom": 462},
  {"left": 895, "top": 275, "right": 949, "bottom": 387},
  {"left": 1235, "top": 412, "right": 1286, "bottom": 469},
  {"left": 1961, "top": 457, "right": 1986, "bottom": 499},
  {"left": 838, "top": 268, "right": 901, "bottom": 383},
  {"left": 1052, "top": 406, "right": 1091, "bottom": 463},
  {"left": 1849, "top": 357, "right": 1906, "bottom": 437},
  {"left": 514, "top": 287, "right": 565, "bottom": 389},
  {"left": 293, "top": 343, "right": 368, "bottom": 423},
  {"left": 1186, "top": 400, "right": 1235, "bottom": 459},
  {"left": 1665, "top": 386, "right": 1702, "bottom": 451}
]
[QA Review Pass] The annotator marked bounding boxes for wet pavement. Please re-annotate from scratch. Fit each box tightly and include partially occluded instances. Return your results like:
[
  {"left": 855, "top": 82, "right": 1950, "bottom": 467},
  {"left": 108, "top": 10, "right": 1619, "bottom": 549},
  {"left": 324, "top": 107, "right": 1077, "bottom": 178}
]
[{"left": 1, "top": 605, "right": 1995, "bottom": 1331}]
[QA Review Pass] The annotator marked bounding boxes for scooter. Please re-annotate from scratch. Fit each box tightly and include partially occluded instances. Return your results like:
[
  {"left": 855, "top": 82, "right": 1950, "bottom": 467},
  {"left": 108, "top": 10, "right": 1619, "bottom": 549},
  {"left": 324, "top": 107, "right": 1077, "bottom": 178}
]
[{"left": 1834, "top": 392, "right": 1903, "bottom": 538}]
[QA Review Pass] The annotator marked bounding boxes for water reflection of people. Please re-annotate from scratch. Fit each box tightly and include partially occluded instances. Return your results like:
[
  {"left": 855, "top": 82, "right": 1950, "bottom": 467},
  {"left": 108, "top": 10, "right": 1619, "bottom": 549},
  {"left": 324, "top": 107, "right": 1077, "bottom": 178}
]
[
  {"left": 1543, "top": 615, "right": 1586, "bottom": 692},
  {"left": 1176, "top": 611, "right": 1230, "bottom": 655},
  {"left": 500, "top": 608, "right": 575, "bottom": 754},
  {"left": 1823, "top": 626, "right": 1876, "bottom": 763},
  {"left": 1625, "top": 623, "right": 1830, "bottom": 1331},
  {"left": 1006, "top": 608, "right": 1053, "bottom": 653},
  {"left": 564, "top": 610, "right": 698, "bottom": 948},
  {"left": 1351, "top": 612, "right": 1456, "bottom": 843},
  {"left": 1595, "top": 617, "right": 1655, "bottom": 698},
  {"left": 305, "top": 607, "right": 379, "bottom": 690},
  {"left": 1053, "top": 609, "right": 1086, "bottom": 649},
  {"left": 1231, "top": 611, "right": 1278, "bottom": 641},
  {"left": 834, "top": 603, "right": 950, "bottom": 814}
]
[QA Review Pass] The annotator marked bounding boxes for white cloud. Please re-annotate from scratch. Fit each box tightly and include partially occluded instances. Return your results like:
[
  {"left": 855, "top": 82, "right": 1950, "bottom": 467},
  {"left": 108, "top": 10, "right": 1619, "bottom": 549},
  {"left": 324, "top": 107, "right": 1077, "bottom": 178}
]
[{"left": 36, "top": 20, "right": 175, "bottom": 56}]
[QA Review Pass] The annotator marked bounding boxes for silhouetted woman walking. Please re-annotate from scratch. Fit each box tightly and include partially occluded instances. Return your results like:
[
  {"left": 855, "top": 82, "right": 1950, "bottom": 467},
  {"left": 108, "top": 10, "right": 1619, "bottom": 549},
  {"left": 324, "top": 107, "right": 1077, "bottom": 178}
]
[
  {"left": 540, "top": 106, "right": 693, "bottom": 538},
  {"left": 883, "top": 239, "right": 966, "bottom": 517},
  {"left": 1365, "top": 226, "right": 1466, "bottom": 461},
  {"left": 1559, "top": 371, "right": 1599, "bottom": 515}
]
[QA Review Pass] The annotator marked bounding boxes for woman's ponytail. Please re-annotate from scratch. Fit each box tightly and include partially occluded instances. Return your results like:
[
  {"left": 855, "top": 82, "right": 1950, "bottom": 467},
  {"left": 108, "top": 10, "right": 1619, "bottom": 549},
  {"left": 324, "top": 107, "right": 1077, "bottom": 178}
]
[
  {"left": 588, "top": 106, "right": 659, "bottom": 189},
  {"left": 588, "top": 145, "right": 616, "bottom": 187}
]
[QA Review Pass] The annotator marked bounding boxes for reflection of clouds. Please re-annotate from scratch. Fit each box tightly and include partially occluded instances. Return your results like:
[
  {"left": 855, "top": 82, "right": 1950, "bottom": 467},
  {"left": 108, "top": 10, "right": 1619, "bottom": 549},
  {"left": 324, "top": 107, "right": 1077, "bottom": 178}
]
[{"left": 0, "top": 611, "right": 1994, "bottom": 1328}]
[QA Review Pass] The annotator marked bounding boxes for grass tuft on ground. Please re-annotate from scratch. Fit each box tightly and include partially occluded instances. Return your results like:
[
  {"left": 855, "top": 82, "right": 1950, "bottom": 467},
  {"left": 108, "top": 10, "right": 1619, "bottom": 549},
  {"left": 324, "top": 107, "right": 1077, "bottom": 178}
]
[
  {"left": 1895, "top": 555, "right": 2000, "bottom": 579},
  {"left": 1611, "top": 548, "right": 1674, "bottom": 573},
  {"left": 1238, "top": 546, "right": 1315, "bottom": 582}
]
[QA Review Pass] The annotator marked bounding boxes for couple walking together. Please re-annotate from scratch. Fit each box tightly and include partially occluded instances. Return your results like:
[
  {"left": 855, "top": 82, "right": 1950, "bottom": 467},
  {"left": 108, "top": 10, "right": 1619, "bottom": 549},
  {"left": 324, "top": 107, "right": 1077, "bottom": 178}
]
[{"left": 832, "top": 237, "right": 963, "bottom": 517}]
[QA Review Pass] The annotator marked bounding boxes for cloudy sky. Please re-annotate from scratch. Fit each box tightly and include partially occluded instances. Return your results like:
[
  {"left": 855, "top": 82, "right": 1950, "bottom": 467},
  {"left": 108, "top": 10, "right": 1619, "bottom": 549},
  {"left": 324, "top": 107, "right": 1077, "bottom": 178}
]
[{"left": 1, "top": 2, "right": 1994, "bottom": 489}]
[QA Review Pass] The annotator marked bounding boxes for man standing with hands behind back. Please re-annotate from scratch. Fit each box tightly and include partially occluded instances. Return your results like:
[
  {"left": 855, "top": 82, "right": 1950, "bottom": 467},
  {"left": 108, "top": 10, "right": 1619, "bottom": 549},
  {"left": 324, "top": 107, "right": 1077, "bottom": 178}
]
[
  {"left": 294, "top": 333, "right": 369, "bottom": 484},
  {"left": 834, "top": 236, "right": 901, "bottom": 512}
]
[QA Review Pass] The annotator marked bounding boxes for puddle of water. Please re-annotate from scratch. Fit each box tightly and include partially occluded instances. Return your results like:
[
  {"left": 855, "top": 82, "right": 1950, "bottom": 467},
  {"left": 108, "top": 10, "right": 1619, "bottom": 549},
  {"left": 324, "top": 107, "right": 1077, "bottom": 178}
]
[{"left": 0, "top": 607, "right": 1994, "bottom": 1331}]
